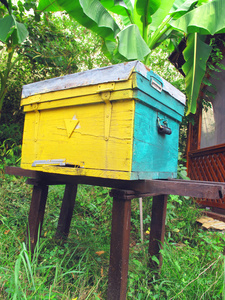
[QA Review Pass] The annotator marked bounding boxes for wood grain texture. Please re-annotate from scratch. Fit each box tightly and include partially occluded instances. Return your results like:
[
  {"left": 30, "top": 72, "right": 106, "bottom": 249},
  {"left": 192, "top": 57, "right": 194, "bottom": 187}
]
[
  {"left": 149, "top": 195, "right": 167, "bottom": 269},
  {"left": 27, "top": 183, "right": 48, "bottom": 253},
  {"left": 133, "top": 90, "right": 183, "bottom": 122},
  {"left": 56, "top": 184, "right": 77, "bottom": 238},
  {"left": 21, "top": 100, "right": 134, "bottom": 178},
  {"left": 21, "top": 79, "right": 133, "bottom": 106},
  {"left": 6, "top": 167, "right": 225, "bottom": 199},
  {"left": 188, "top": 145, "right": 225, "bottom": 208},
  {"left": 134, "top": 73, "right": 185, "bottom": 117},
  {"left": 23, "top": 90, "right": 134, "bottom": 112},
  {"left": 132, "top": 101, "right": 179, "bottom": 179},
  {"left": 107, "top": 197, "right": 131, "bottom": 300}
]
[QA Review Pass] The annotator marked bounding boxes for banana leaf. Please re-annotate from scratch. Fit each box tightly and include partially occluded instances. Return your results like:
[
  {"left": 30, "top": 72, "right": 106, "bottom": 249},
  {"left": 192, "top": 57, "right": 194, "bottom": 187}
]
[
  {"left": 100, "top": 0, "right": 129, "bottom": 16},
  {"left": 136, "top": 0, "right": 161, "bottom": 25},
  {"left": 38, "top": 0, "right": 62, "bottom": 11},
  {"left": 182, "top": 33, "right": 212, "bottom": 114},
  {"left": 0, "top": 14, "right": 28, "bottom": 45},
  {"left": 150, "top": 0, "right": 175, "bottom": 32},
  {"left": 171, "top": 0, "right": 225, "bottom": 35},
  {"left": 38, "top": 0, "right": 120, "bottom": 40},
  {"left": 170, "top": 0, "right": 198, "bottom": 19},
  {"left": 117, "top": 24, "right": 150, "bottom": 60}
]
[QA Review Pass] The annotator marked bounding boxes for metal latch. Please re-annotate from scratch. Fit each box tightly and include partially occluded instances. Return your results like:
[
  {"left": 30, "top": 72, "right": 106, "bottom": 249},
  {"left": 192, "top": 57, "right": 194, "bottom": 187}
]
[
  {"left": 157, "top": 117, "right": 172, "bottom": 135},
  {"left": 32, "top": 159, "right": 66, "bottom": 167}
]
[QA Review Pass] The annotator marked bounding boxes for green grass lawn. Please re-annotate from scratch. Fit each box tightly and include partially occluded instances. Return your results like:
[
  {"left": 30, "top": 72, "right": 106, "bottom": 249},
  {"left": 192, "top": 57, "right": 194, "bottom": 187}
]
[{"left": 0, "top": 171, "right": 225, "bottom": 299}]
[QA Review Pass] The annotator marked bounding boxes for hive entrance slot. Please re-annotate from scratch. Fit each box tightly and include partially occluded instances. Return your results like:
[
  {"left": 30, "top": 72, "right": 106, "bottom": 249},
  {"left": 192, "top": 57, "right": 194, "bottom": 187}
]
[{"left": 62, "top": 164, "right": 81, "bottom": 168}]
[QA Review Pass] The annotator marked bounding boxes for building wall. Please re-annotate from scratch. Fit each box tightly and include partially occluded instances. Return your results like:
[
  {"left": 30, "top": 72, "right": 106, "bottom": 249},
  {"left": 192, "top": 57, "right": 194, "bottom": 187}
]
[
  {"left": 200, "top": 57, "right": 225, "bottom": 148},
  {"left": 187, "top": 58, "right": 225, "bottom": 209}
]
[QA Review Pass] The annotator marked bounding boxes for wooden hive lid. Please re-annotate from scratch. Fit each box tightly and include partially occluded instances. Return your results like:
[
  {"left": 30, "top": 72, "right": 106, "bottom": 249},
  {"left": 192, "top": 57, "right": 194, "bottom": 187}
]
[{"left": 21, "top": 61, "right": 186, "bottom": 105}]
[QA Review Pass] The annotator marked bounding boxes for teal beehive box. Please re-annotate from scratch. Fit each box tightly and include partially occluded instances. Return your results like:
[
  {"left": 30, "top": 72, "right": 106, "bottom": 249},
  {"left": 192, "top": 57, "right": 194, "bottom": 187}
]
[
  {"left": 21, "top": 61, "right": 186, "bottom": 180},
  {"left": 130, "top": 63, "right": 186, "bottom": 180}
]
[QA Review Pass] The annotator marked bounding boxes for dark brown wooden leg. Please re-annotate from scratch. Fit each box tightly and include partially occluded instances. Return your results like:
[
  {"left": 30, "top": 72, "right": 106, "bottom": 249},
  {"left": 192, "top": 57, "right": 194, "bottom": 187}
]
[
  {"left": 148, "top": 194, "right": 167, "bottom": 269},
  {"left": 56, "top": 184, "right": 77, "bottom": 238},
  {"left": 107, "top": 196, "right": 131, "bottom": 300},
  {"left": 27, "top": 183, "right": 48, "bottom": 253}
]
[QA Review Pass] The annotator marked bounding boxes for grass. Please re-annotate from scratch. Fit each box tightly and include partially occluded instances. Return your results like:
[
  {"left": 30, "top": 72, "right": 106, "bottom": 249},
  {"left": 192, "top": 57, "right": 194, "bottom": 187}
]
[{"left": 0, "top": 168, "right": 225, "bottom": 299}]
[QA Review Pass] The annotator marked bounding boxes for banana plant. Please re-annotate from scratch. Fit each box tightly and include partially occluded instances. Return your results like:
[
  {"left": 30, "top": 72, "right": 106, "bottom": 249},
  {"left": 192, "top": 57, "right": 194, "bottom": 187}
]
[
  {"left": 0, "top": 0, "right": 28, "bottom": 119},
  {"left": 37, "top": 0, "right": 225, "bottom": 114}
]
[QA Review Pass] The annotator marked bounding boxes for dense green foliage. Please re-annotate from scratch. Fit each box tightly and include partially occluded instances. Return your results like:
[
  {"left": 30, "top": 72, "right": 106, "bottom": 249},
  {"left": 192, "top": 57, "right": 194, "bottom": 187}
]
[
  {"left": 38, "top": 0, "right": 225, "bottom": 114},
  {"left": 0, "top": 0, "right": 29, "bottom": 119},
  {"left": 0, "top": 0, "right": 109, "bottom": 124}
]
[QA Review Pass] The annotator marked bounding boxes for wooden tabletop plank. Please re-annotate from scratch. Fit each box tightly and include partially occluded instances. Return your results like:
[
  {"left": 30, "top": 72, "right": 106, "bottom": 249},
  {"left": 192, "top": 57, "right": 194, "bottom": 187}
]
[{"left": 5, "top": 166, "right": 225, "bottom": 199}]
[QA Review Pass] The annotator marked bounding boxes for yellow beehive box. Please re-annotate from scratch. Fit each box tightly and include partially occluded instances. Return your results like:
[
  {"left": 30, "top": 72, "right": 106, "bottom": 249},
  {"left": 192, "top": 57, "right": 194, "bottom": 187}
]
[{"left": 20, "top": 61, "right": 185, "bottom": 180}]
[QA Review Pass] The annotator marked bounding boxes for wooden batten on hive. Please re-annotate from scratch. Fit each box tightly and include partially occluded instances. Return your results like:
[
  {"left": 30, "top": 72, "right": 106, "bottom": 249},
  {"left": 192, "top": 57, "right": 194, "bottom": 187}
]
[{"left": 20, "top": 61, "right": 186, "bottom": 180}]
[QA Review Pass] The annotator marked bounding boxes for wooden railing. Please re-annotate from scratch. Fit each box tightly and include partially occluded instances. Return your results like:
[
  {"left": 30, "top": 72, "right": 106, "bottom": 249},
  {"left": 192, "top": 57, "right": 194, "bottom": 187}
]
[{"left": 188, "top": 144, "right": 225, "bottom": 208}]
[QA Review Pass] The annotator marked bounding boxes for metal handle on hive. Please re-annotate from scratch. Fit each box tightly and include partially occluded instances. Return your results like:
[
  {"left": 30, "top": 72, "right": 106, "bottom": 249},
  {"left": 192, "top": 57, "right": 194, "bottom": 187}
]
[{"left": 157, "top": 117, "right": 172, "bottom": 135}]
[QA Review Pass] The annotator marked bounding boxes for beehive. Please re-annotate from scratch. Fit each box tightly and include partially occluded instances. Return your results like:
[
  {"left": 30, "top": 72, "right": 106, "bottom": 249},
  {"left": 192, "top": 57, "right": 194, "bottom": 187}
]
[{"left": 20, "top": 61, "right": 185, "bottom": 180}]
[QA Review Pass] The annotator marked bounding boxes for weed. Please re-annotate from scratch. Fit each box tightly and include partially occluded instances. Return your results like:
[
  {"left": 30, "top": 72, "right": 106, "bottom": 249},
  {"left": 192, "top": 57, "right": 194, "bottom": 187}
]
[{"left": 0, "top": 139, "right": 21, "bottom": 174}]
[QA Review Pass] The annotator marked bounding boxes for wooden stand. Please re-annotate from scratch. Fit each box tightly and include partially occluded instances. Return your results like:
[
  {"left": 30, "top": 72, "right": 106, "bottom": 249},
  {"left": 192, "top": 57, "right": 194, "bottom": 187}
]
[
  {"left": 107, "top": 196, "right": 131, "bottom": 299},
  {"left": 27, "top": 183, "right": 48, "bottom": 253},
  {"left": 149, "top": 194, "right": 167, "bottom": 269},
  {"left": 56, "top": 184, "right": 77, "bottom": 239},
  {"left": 5, "top": 166, "right": 225, "bottom": 300}
]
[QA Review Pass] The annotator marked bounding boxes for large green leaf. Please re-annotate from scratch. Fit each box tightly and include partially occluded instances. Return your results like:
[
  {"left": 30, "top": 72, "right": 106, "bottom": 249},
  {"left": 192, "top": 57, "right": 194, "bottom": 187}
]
[
  {"left": 117, "top": 24, "right": 150, "bottom": 60},
  {"left": 182, "top": 33, "right": 212, "bottom": 114},
  {"left": 170, "top": 0, "right": 198, "bottom": 19},
  {"left": 133, "top": 1, "right": 143, "bottom": 35},
  {"left": 100, "top": 0, "right": 129, "bottom": 16},
  {"left": 197, "top": 0, "right": 210, "bottom": 5},
  {"left": 0, "top": 14, "right": 28, "bottom": 45},
  {"left": 171, "top": 0, "right": 225, "bottom": 35},
  {"left": 117, "top": 0, "right": 134, "bottom": 27},
  {"left": 136, "top": 0, "right": 161, "bottom": 22},
  {"left": 123, "top": 0, "right": 133, "bottom": 12},
  {"left": 0, "top": 15, "right": 14, "bottom": 42},
  {"left": 13, "top": 19, "right": 29, "bottom": 44},
  {"left": 38, "top": 0, "right": 120, "bottom": 40},
  {"left": 38, "top": 0, "right": 62, "bottom": 12},
  {"left": 150, "top": 0, "right": 174, "bottom": 32}
]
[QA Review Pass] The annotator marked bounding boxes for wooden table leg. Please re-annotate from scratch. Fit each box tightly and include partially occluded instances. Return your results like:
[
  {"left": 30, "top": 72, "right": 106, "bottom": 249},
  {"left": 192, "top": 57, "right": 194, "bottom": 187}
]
[
  {"left": 27, "top": 183, "right": 48, "bottom": 253},
  {"left": 148, "top": 194, "right": 167, "bottom": 269},
  {"left": 56, "top": 183, "right": 77, "bottom": 238},
  {"left": 107, "top": 195, "right": 131, "bottom": 300}
]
